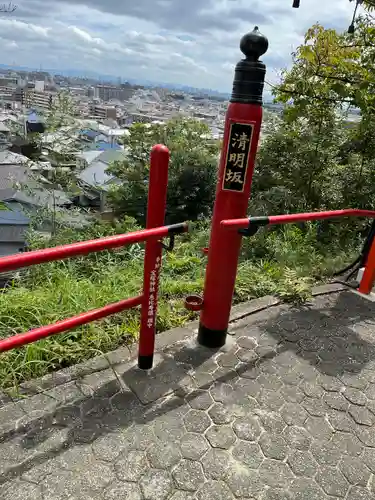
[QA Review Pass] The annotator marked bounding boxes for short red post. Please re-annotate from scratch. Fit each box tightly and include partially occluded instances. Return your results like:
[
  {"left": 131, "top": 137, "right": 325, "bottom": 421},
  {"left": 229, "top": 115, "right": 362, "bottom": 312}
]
[
  {"left": 138, "top": 144, "right": 170, "bottom": 369},
  {"left": 198, "top": 27, "right": 268, "bottom": 348},
  {"left": 359, "top": 235, "right": 375, "bottom": 295}
]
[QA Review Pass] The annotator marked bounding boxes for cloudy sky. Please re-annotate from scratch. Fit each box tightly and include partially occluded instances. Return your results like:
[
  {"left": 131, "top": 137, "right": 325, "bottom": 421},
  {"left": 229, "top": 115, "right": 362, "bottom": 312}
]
[{"left": 0, "top": 0, "right": 363, "bottom": 93}]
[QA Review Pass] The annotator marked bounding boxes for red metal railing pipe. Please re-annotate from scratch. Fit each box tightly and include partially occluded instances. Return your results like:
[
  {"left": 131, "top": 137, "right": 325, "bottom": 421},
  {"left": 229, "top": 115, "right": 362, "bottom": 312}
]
[
  {"left": 0, "top": 295, "right": 143, "bottom": 353},
  {"left": 0, "top": 223, "right": 188, "bottom": 274},
  {"left": 139, "top": 144, "right": 169, "bottom": 370},
  {"left": 220, "top": 209, "right": 375, "bottom": 230}
]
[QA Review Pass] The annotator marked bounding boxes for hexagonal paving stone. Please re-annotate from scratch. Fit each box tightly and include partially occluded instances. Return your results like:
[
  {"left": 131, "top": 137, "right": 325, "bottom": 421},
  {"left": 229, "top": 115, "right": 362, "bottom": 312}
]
[
  {"left": 260, "top": 487, "right": 293, "bottom": 500},
  {"left": 330, "top": 432, "right": 363, "bottom": 457},
  {"left": 237, "top": 336, "right": 257, "bottom": 350},
  {"left": 216, "top": 352, "right": 239, "bottom": 369},
  {"left": 236, "top": 348, "right": 258, "bottom": 363},
  {"left": 197, "top": 480, "right": 234, "bottom": 500},
  {"left": 279, "top": 384, "right": 305, "bottom": 403},
  {"left": 282, "top": 426, "right": 311, "bottom": 451},
  {"left": 187, "top": 390, "right": 213, "bottom": 410},
  {"left": 280, "top": 403, "right": 308, "bottom": 426},
  {"left": 302, "top": 397, "right": 328, "bottom": 417},
  {"left": 289, "top": 478, "right": 326, "bottom": 500},
  {"left": 327, "top": 410, "right": 356, "bottom": 433},
  {"left": 140, "top": 469, "right": 173, "bottom": 500},
  {"left": 310, "top": 439, "right": 342, "bottom": 467},
  {"left": 173, "top": 459, "right": 205, "bottom": 491},
  {"left": 339, "top": 456, "right": 371, "bottom": 487},
  {"left": 346, "top": 486, "right": 374, "bottom": 500},
  {"left": 115, "top": 450, "right": 149, "bottom": 482},
  {"left": 226, "top": 463, "right": 263, "bottom": 498},
  {"left": 237, "top": 360, "right": 262, "bottom": 378},
  {"left": 170, "top": 492, "right": 196, "bottom": 500},
  {"left": 256, "top": 373, "right": 283, "bottom": 391},
  {"left": 318, "top": 375, "right": 343, "bottom": 392},
  {"left": 191, "top": 371, "right": 214, "bottom": 389},
  {"left": 208, "top": 403, "right": 233, "bottom": 425},
  {"left": 183, "top": 409, "right": 211, "bottom": 433},
  {"left": 180, "top": 433, "right": 209, "bottom": 460},
  {"left": 206, "top": 425, "right": 236, "bottom": 449},
  {"left": 258, "top": 459, "right": 293, "bottom": 489},
  {"left": 231, "top": 440, "right": 263, "bottom": 469},
  {"left": 339, "top": 372, "right": 369, "bottom": 391},
  {"left": 349, "top": 405, "right": 375, "bottom": 426},
  {"left": 210, "top": 382, "right": 236, "bottom": 404},
  {"left": 234, "top": 378, "right": 261, "bottom": 398},
  {"left": 258, "top": 412, "right": 286, "bottom": 434},
  {"left": 104, "top": 481, "right": 142, "bottom": 500},
  {"left": 305, "top": 416, "right": 333, "bottom": 440},
  {"left": 202, "top": 448, "right": 232, "bottom": 480},
  {"left": 363, "top": 447, "right": 375, "bottom": 473},
  {"left": 323, "top": 392, "right": 349, "bottom": 411},
  {"left": 233, "top": 416, "right": 261, "bottom": 441},
  {"left": 147, "top": 441, "right": 180, "bottom": 469},
  {"left": 1, "top": 481, "right": 42, "bottom": 500},
  {"left": 287, "top": 450, "right": 319, "bottom": 477},
  {"left": 316, "top": 466, "right": 350, "bottom": 498},
  {"left": 343, "top": 388, "right": 367, "bottom": 406},
  {"left": 301, "top": 381, "right": 325, "bottom": 399},
  {"left": 259, "top": 433, "right": 288, "bottom": 460},
  {"left": 365, "top": 383, "right": 375, "bottom": 400},
  {"left": 257, "top": 389, "right": 285, "bottom": 411},
  {"left": 355, "top": 427, "right": 375, "bottom": 447}
]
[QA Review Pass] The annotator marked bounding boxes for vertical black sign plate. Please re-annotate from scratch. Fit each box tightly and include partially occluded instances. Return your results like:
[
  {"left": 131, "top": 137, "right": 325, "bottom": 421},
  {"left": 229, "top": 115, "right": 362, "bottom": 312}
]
[{"left": 222, "top": 122, "right": 254, "bottom": 192}]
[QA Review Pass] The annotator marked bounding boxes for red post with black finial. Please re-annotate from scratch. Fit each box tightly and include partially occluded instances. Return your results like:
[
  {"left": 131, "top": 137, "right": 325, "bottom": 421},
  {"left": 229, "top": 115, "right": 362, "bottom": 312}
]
[{"left": 197, "top": 26, "right": 268, "bottom": 348}]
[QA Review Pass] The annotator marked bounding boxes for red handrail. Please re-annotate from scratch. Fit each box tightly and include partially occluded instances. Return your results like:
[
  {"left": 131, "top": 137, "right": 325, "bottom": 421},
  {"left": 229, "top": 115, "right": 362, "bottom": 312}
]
[
  {"left": 220, "top": 209, "right": 375, "bottom": 230},
  {"left": 0, "top": 224, "right": 186, "bottom": 274},
  {"left": 0, "top": 295, "right": 143, "bottom": 353},
  {"left": 0, "top": 145, "right": 188, "bottom": 370}
]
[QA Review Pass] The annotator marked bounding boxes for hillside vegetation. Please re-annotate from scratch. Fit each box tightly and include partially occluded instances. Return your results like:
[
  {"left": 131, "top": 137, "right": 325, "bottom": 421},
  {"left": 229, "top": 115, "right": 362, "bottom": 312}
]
[{"left": 2, "top": 9, "right": 375, "bottom": 389}]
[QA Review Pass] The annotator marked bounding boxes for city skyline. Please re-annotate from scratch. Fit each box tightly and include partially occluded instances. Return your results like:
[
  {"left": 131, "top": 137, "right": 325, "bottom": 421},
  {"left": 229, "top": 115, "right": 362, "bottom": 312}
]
[{"left": 0, "top": 0, "right": 366, "bottom": 96}]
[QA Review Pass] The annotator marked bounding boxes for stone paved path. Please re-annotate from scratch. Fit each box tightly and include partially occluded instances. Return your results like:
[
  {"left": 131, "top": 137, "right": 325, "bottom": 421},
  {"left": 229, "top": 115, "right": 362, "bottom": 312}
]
[{"left": 1, "top": 291, "right": 375, "bottom": 499}]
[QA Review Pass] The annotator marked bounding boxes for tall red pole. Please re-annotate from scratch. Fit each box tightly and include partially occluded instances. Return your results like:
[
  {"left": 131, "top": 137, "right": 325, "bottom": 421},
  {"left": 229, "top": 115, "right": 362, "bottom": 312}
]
[
  {"left": 198, "top": 27, "right": 268, "bottom": 348},
  {"left": 138, "top": 144, "right": 170, "bottom": 369}
]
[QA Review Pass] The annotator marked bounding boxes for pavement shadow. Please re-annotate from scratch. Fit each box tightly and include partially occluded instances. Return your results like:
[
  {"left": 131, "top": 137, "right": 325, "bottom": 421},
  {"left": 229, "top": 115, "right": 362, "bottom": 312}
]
[
  {"left": 0, "top": 341, "right": 238, "bottom": 484},
  {"left": 262, "top": 290, "right": 375, "bottom": 377},
  {"left": 2, "top": 290, "right": 373, "bottom": 485}
]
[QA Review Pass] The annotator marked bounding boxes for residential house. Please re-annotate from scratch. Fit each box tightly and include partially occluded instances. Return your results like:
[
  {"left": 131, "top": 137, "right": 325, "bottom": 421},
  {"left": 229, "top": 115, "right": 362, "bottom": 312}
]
[
  {"left": 76, "top": 149, "right": 126, "bottom": 211},
  {"left": 0, "top": 210, "right": 30, "bottom": 257}
]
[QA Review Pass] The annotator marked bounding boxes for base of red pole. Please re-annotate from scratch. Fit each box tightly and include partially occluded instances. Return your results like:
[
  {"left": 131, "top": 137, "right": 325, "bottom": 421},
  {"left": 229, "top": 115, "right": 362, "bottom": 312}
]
[
  {"left": 138, "top": 354, "right": 154, "bottom": 370},
  {"left": 197, "top": 324, "right": 227, "bottom": 348}
]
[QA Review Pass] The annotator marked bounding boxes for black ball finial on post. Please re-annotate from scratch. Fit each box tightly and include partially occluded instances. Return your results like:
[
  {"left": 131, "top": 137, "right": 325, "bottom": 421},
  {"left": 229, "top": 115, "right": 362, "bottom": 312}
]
[
  {"left": 231, "top": 26, "right": 268, "bottom": 105},
  {"left": 239, "top": 26, "right": 269, "bottom": 61}
]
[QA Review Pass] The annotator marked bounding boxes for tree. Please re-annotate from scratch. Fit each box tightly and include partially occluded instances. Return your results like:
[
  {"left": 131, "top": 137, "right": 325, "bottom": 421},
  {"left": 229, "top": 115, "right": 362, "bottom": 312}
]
[
  {"left": 257, "top": 9, "right": 375, "bottom": 218},
  {"left": 0, "top": 2, "right": 17, "bottom": 13},
  {"left": 107, "top": 117, "right": 220, "bottom": 224}
]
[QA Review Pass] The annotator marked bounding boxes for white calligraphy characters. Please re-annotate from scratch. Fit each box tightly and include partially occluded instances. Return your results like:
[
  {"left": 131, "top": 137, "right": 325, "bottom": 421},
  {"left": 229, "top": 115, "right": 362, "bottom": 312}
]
[{"left": 147, "top": 256, "right": 161, "bottom": 329}]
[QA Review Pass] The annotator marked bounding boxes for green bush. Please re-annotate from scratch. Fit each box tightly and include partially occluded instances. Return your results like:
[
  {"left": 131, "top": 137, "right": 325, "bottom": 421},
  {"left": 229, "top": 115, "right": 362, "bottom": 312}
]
[{"left": 0, "top": 218, "right": 360, "bottom": 391}]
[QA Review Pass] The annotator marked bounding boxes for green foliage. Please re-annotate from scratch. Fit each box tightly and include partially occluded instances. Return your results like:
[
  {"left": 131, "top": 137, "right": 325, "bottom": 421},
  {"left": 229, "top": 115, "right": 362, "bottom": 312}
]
[
  {"left": 0, "top": 218, "right": 359, "bottom": 391},
  {"left": 107, "top": 117, "right": 219, "bottom": 224}
]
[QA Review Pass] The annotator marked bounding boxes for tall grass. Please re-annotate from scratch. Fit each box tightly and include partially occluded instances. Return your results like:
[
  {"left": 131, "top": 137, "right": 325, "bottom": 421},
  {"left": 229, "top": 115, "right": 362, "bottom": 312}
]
[{"left": 0, "top": 218, "right": 359, "bottom": 389}]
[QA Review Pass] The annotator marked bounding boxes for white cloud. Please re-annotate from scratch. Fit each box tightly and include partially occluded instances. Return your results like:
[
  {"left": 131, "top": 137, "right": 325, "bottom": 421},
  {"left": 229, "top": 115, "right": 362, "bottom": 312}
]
[{"left": 0, "top": 0, "right": 364, "bottom": 92}]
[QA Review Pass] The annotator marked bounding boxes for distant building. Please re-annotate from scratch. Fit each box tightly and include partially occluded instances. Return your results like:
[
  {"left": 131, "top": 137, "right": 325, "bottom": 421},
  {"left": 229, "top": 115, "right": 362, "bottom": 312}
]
[
  {"left": 34, "top": 80, "right": 45, "bottom": 92},
  {"left": 24, "top": 89, "right": 54, "bottom": 110},
  {"left": 95, "top": 84, "right": 135, "bottom": 102},
  {"left": 89, "top": 104, "right": 117, "bottom": 120},
  {"left": 0, "top": 210, "right": 30, "bottom": 261},
  {"left": 0, "top": 77, "right": 18, "bottom": 88}
]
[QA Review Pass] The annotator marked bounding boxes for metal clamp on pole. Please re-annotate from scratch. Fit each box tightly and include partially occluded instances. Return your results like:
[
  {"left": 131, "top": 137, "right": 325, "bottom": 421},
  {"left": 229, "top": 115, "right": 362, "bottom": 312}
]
[
  {"left": 238, "top": 216, "right": 269, "bottom": 237},
  {"left": 159, "top": 222, "right": 188, "bottom": 252}
]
